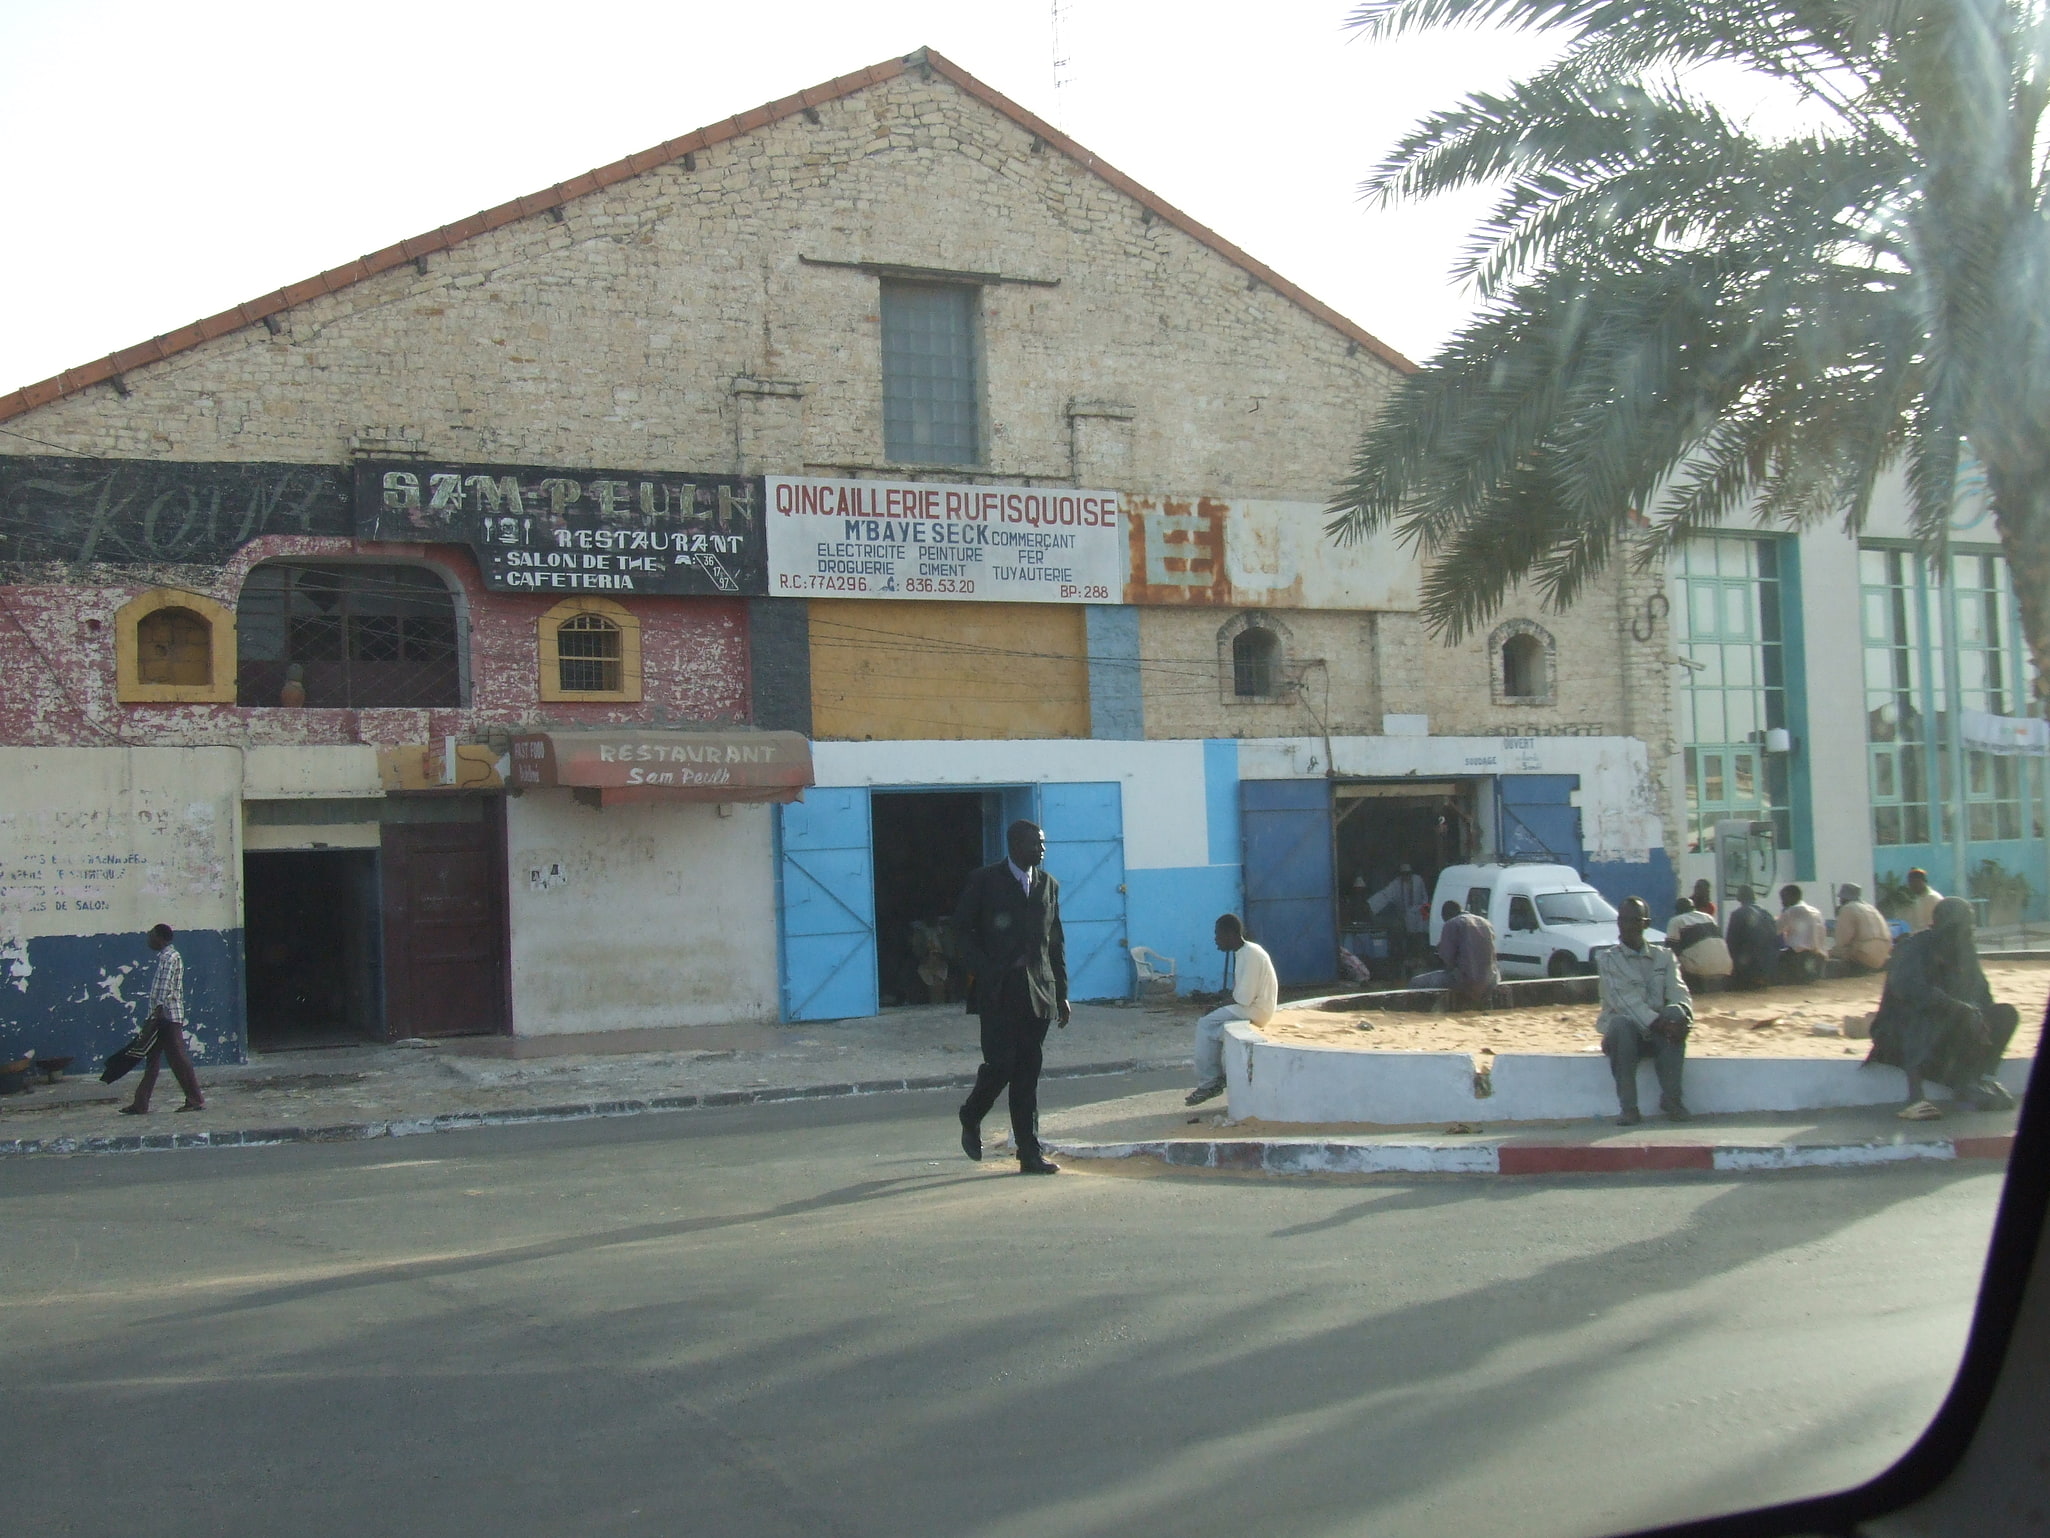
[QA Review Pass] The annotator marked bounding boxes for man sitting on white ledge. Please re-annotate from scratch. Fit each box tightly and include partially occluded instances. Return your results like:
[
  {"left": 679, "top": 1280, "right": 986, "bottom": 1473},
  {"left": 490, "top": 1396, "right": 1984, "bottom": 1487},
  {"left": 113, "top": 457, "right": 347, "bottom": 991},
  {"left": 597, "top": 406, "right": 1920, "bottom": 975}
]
[
  {"left": 1597, "top": 896, "right": 1694, "bottom": 1126},
  {"left": 1186, "top": 913, "right": 1278, "bottom": 1106}
]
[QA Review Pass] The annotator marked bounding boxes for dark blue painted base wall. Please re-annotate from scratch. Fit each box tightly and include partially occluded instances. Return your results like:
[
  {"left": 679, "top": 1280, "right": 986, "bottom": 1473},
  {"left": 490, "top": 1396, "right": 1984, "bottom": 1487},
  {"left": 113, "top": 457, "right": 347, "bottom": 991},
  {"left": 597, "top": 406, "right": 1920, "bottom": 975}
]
[
  {"left": 1, "top": 929, "right": 246, "bottom": 1071},
  {"left": 1585, "top": 852, "right": 1679, "bottom": 926}
]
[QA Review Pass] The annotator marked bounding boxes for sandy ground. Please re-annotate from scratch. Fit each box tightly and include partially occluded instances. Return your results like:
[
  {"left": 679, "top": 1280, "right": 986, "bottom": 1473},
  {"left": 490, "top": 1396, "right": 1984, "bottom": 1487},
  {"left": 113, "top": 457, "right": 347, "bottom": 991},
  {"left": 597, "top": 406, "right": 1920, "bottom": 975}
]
[{"left": 1261, "top": 961, "right": 2050, "bottom": 1060}]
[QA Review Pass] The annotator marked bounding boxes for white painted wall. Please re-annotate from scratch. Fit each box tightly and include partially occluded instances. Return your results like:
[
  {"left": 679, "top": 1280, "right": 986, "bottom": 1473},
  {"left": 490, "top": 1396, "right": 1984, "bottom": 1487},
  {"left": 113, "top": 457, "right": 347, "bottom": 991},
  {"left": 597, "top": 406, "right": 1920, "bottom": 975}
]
[
  {"left": 810, "top": 738, "right": 1213, "bottom": 871},
  {"left": 1794, "top": 525, "right": 1878, "bottom": 897},
  {"left": 0, "top": 747, "right": 242, "bottom": 950},
  {"left": 505, "top": 790, "right": 780, "bottom": 1033},
  {"left": 1239, "top": 733, "right": 1666, "bottom": 863},
  {"left": 1223, "top": 1022, "right": 2032, "bottom": 1124},
  {"left": 241, "top": 745, "right": 381, "bottom": 799}
]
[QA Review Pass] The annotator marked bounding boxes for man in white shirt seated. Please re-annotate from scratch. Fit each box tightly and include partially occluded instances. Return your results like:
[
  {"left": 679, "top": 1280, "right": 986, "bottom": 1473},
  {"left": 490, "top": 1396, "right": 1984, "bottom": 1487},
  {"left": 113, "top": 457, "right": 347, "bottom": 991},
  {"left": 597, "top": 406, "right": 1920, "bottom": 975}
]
[
  {"left": 1828, "top": 882, "right": 1894, "bottom": 974},
  {"left": 1776, "top": 884, "right": 1828, "bottom": 984},
  {"left": 1185, "top": 913, "right": 1278, "bottom": 1106},
  {"left": 1665, "top": 896, "right": 1732, "bottom": 993},
  {"left": 1903, "top": 867, "right": 1943, "bottom": 932}
]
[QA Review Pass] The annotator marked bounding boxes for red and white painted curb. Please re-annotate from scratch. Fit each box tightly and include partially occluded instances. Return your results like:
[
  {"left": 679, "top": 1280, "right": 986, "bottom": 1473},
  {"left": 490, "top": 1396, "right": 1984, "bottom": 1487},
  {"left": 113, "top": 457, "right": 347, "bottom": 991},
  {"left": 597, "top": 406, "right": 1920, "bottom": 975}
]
[{"left": 1047, "top": 1133, "right": 2015, "bottom": 1176}]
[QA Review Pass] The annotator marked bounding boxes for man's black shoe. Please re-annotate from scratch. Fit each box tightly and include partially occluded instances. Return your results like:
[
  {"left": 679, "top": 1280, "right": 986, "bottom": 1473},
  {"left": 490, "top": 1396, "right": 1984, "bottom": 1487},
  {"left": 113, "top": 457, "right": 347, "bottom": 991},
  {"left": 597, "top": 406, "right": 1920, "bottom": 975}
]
[
  {"left": 1018, "top": 1156, "right": 1060, "bottom": 1175},
  {"left": 1615, "top": 1109, "right": 1644, "bottom": 1126},
  {"left": 958, "top": 1109, "right": 982, "bottom": 1162}
]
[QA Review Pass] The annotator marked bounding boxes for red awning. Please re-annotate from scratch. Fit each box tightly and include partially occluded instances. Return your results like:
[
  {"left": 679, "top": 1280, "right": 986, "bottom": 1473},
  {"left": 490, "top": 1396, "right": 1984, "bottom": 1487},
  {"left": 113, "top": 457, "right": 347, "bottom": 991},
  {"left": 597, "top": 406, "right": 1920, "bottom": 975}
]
[{"left": 508, "top": 730, "right": 814, "bottom": 806}]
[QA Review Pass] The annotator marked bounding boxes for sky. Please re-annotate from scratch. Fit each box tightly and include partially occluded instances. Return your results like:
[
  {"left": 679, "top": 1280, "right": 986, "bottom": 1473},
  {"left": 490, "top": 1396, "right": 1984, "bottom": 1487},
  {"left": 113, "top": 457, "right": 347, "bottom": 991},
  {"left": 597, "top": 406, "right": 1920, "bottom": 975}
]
[{"left": 0, "top": 0, "right": 1550, "bottom": 399}]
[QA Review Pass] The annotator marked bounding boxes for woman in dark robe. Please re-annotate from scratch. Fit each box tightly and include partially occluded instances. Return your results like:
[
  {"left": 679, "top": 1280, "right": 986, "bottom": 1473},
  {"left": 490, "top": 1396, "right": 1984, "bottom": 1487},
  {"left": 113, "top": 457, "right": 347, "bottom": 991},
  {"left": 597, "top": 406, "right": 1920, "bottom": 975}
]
[{"left": 1867, "top": 897, "right": 2020, "bottom": 1119}]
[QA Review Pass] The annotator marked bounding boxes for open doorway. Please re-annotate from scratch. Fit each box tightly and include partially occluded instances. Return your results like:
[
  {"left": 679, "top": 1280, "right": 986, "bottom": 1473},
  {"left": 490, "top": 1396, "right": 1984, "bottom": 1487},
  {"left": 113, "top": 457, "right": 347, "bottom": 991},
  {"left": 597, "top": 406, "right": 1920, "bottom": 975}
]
[
  {"left": 870, "top": 790, "right": 996, "bottom": 1008},
  {"left": 243, "top": 850, "right": 383, "bottom": 1049},
  {"left": 1334, "top": 782, "right": 1480, "bottom": 975}
]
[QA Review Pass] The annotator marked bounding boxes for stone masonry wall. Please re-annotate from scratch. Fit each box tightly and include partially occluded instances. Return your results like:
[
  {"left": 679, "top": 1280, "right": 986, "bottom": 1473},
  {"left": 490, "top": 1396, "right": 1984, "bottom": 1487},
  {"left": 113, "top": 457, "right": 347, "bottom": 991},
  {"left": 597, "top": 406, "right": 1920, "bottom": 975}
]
[
  {"left": 1, "top": 60, "right": 1667, "bottom": 771},
  {"left": 3, "top": 66, "right": 1396, "bottom": 498}
]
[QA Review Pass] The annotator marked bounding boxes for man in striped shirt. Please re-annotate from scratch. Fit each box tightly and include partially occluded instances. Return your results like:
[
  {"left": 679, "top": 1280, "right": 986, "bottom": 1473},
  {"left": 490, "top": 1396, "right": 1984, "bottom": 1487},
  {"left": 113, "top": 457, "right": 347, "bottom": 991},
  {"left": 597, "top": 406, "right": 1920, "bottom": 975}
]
[{"left": 121, "top": 923, "right": 206, "bottom": 1115}]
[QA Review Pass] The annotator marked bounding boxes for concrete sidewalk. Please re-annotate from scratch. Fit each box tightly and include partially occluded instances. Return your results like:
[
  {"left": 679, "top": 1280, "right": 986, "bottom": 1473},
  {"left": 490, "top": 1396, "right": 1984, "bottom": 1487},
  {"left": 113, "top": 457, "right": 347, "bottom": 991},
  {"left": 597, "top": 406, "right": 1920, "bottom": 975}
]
[
  {"left": 0, "top": 999, "right": 1196, "bottom": 1156},
  {"left": 1025, "top": 1087, "right": 2025, "bottom": 1176}
]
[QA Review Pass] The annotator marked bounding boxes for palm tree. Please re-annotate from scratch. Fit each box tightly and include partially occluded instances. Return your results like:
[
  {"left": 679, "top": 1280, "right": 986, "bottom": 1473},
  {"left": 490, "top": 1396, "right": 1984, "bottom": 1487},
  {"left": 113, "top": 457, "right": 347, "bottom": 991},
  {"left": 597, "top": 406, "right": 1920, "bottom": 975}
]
[{"left": 1329, "top": 0, "right": 2050, "bottom": 715}]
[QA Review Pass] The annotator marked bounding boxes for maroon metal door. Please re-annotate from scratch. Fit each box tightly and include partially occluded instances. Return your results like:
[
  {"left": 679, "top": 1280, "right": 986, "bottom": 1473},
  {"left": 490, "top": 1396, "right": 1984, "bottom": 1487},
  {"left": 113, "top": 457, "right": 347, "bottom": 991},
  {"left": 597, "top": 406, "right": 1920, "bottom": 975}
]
[{"left": 381, "top": 810, "right": 509, "bottom": 1038}]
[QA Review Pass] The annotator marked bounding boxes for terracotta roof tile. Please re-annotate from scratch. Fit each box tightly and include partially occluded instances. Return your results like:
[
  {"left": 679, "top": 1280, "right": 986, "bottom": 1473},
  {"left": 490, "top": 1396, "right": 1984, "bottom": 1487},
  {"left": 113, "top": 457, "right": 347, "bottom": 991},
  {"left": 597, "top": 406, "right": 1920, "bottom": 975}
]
[{"left": 0, "top": 49, "right": 1408, "bottom": 425}]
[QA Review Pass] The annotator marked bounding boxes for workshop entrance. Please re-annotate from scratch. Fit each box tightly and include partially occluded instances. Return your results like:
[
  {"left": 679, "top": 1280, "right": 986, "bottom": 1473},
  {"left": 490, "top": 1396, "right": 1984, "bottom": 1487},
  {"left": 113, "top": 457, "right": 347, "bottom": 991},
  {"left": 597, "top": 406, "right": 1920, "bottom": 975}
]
[
  {"left": 869, "top": 790, "right": 1007, "bottom": 1008},
  {"left": 1333, "top": 781, "right": 1481, "bottom": 975},
  {"left": 243, "top": 849, "right": 384, "bottom": 1049}
]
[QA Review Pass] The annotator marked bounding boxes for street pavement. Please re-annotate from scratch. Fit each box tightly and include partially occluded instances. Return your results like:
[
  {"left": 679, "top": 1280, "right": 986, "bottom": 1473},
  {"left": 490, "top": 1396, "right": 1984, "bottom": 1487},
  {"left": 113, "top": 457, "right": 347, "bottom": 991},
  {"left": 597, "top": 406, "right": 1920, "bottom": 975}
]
[
  {"left": 0, "top": 1069, "right": 2012, "bottom": 1538},
  {"left": 0, "top": 999, "right": 1194, "bottom": 1150}
]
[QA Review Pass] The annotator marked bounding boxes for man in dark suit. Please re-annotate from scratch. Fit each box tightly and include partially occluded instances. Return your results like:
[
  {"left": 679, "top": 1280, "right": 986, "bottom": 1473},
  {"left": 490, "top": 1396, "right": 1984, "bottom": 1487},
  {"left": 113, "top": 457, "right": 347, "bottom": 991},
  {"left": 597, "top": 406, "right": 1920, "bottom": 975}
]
[{"left": 953, "top": 820, "right": 1069, "bottom": 1175}]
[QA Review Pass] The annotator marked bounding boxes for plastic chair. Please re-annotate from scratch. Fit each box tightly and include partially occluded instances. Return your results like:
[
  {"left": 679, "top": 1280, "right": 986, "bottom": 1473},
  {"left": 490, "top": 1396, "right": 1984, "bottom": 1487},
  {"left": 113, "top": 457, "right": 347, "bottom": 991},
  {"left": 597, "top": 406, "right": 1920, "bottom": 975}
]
[{"left": 1129, "top": 946, "right": 1178, "bottom": 996}]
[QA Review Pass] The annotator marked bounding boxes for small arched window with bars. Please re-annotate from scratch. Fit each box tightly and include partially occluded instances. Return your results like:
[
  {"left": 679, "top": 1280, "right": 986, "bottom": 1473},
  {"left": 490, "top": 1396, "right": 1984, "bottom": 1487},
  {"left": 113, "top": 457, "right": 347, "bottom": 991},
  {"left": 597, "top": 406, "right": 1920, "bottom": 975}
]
[
  {"left": 1232, "top": 625, "right": 1281, "bottom": 698},
  {"left": 538, "top": 597, "right": 642, "bottom": 702},
  {"left": 557, "top": 612, "right": 623, "bottom": 694}
]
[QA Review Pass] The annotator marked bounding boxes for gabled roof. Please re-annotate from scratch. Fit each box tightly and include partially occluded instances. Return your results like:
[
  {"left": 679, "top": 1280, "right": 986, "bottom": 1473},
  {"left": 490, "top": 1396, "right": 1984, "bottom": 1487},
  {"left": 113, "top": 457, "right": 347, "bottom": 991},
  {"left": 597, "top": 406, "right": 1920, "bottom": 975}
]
[{"left": 0, "top": 47, "right": 1411, "bottom": 425}]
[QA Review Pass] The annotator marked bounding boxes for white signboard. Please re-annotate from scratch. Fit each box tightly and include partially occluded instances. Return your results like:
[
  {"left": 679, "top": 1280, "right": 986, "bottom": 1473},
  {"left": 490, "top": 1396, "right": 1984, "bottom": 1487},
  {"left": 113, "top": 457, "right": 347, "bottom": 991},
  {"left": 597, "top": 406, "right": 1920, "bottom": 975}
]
[{"left": 766, "top": 476, "right": 1123, "bottom": 603}]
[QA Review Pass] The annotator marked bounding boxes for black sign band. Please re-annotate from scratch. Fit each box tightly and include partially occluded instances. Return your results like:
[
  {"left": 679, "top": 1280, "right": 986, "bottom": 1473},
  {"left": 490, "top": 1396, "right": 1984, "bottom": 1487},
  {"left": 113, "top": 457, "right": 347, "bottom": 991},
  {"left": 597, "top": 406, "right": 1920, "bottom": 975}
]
[{"left": 354, "top": 461, "right": 766, "bottom": 597}]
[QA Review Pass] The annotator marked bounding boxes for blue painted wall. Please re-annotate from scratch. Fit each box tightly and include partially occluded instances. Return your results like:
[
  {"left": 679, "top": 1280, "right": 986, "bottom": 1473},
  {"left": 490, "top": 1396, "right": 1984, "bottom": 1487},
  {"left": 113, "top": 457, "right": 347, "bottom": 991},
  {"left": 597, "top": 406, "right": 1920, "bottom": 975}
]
[
  {"left": 1125, "top": 865, "right": 1243, "bottom": 992},
  {"left": 1584, "top": 852, "right": 1679, "bottom": 926},
  {"left": 1086, "top": 606, "right": 1145, "bottom": 740},
  {"left": 1204, "top": 739, "right": 1240, "bottom": 865},
  {"left": 0, "top": 928, "right": 246, "bottom": 1071}
]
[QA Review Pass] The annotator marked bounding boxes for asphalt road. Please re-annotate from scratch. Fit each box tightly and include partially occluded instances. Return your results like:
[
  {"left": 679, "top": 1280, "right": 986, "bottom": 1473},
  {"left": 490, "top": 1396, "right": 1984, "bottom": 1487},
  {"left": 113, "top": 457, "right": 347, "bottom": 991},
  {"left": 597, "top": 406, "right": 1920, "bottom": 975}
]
[{"left": 0, "top": 1070, "right": 2008, "bottom": 1538}]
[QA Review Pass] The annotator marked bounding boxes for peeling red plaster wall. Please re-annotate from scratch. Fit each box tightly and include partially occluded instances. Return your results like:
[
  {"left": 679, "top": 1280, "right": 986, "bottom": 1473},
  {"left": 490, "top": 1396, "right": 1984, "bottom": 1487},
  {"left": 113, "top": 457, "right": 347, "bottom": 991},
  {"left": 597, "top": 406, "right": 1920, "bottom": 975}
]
[{"left": 0, "top": 536, "right": 748, "bottom": 747}]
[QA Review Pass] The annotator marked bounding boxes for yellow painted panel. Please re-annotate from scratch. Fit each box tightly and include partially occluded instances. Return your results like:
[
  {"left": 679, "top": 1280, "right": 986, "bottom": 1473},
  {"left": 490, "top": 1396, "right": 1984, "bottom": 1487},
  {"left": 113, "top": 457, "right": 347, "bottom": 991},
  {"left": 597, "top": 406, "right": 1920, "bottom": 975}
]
[{"left": 810, "top": 601, "right": 1090, "bottom": 741}]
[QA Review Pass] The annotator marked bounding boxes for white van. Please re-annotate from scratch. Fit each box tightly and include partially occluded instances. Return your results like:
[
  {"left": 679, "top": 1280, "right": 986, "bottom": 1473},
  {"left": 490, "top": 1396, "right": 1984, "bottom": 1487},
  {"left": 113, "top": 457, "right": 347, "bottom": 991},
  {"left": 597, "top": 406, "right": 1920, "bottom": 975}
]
[{"left": 1427, "top": 862, "right": 1660, "bottom": 978}]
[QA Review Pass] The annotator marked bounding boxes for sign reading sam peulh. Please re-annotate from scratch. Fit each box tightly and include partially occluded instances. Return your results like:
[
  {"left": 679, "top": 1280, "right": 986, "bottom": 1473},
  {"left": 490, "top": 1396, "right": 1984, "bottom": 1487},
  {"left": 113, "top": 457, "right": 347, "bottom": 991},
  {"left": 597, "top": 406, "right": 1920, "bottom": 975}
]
[
  {"left": 509, "top": 729, "right": 813, "bottom": 806},
  {"left": 354, "top": 460, "right": 766, "bottom": 596}
]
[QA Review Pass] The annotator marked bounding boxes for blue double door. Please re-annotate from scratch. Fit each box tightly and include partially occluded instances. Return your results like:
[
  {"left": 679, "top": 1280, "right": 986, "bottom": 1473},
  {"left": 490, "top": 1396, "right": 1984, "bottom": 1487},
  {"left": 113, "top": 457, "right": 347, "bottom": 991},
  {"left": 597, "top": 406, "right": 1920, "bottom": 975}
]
[
  {"left": 776, "top": 782, "right": 1130, "bottom": 1022},
  {"left": 1241, "top": 774, "right": 1586, "bottom": 987}
]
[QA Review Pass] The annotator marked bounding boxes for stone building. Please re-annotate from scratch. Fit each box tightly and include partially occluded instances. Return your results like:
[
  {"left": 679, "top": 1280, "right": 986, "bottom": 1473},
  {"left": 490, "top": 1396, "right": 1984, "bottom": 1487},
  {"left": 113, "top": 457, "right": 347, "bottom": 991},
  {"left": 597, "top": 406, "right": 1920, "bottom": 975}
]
[{"left": 0, "top": 48, "right": 1675, "bottom": 1066}]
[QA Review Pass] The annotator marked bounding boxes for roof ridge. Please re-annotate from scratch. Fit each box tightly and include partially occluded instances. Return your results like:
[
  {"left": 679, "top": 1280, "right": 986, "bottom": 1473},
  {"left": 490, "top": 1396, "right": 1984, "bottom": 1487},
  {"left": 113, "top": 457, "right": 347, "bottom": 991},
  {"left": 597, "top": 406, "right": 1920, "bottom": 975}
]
[{"left": 0, "top": 48, "right": 1409, "bottom": 427}]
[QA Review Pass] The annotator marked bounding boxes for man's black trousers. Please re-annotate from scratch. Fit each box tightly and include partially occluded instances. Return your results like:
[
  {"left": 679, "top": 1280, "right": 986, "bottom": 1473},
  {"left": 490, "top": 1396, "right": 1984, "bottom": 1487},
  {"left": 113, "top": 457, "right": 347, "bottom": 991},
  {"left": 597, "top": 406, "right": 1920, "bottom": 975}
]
[{"left": 961, "top": 1007, "right": 1052, "bottom": 1160}]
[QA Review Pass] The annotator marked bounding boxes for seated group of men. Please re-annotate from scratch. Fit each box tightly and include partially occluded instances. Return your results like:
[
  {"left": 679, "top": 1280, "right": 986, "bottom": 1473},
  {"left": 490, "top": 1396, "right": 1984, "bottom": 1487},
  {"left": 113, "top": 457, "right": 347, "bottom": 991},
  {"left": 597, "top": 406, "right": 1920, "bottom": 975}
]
[
  {"left": 1178, "top": 880, "right": 2022, "bottom": 1131},
  {"left": 1590, "top": 891, "right": 2018, "bottom": 1126},
  {"left": 1665, "top": 882, "right": 1895, "bottom": 992}
]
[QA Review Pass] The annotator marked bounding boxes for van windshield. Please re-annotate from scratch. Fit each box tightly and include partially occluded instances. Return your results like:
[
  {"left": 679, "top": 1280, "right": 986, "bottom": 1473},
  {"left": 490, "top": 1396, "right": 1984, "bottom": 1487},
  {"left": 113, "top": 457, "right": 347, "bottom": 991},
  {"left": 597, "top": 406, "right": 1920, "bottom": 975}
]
[{"left": 1536, "top": 889, "right": 1617, "bottom": 925}]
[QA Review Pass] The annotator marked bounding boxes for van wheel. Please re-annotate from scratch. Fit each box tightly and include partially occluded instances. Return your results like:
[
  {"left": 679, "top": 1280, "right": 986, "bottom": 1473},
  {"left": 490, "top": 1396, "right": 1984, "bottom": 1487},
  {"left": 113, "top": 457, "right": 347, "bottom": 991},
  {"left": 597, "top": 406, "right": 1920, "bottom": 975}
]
[{"left": 1547, "top": 951, "right": 1581, "bottom": 978}]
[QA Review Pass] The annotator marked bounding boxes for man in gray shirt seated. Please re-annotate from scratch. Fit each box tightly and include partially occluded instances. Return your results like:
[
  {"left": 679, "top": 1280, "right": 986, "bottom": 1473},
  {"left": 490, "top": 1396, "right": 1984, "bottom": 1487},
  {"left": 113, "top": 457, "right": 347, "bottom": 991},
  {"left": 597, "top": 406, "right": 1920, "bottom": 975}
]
[
  {"left": 1411, "top": 900, "right": 1499, "bottom": 1010},
  {"left": 1597, "top": 896, "right": 1694, "bottom": 1125}
]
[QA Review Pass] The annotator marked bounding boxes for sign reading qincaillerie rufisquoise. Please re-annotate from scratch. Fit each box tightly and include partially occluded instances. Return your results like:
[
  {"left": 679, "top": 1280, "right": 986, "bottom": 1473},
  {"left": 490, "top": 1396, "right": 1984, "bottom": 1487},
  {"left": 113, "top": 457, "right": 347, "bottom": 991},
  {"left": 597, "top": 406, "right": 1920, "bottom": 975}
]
[{"left": 765, "top": 476, "right": 1122, "bottom": 603}]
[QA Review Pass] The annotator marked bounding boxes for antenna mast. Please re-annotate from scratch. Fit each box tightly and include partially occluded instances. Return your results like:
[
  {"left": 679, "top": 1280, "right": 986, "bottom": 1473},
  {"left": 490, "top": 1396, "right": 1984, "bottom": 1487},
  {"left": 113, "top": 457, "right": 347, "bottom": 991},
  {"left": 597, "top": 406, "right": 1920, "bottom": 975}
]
[{"left": 1051, "top": 0, "right": 1072, "bottom": 130}]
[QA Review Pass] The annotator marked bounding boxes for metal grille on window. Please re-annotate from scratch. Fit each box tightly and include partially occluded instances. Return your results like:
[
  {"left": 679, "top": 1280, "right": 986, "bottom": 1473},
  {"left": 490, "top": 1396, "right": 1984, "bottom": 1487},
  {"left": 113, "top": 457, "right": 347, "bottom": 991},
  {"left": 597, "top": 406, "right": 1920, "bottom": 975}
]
[
  {"left": 236, "top": 563, "right": 460, "bottom": 708},
  {"left": 881, "top": 281, "right": 980, "bottom": 465},
  {"left": 137, "top": 607, "right": 212, "bottom": 686},
  {"left": 1233, "top": 627, "right": 1279, "bottom": 697},
  {"left": 557, "top": 613, "right": 623, "bottom": 693}
]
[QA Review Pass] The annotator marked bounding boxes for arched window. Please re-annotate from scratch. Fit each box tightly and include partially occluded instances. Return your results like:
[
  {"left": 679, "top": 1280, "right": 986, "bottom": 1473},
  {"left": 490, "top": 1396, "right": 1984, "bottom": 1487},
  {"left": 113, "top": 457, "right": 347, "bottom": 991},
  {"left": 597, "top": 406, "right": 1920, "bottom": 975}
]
[
  {"left": 539, "top": 597, "right": 642, "bottom": 703},
  {"left": 1502, "top": 633, "right": 1545, "bottom": 697},
  {"left": 236, "top": 563, "right": 460, "bottom": 708},
  {"left": 137, "top": 607, "right": 213, "bottom": 686},
  {"left": 1233, "top": 625, "right": 1281, "bottom": 698},
  {"left": 115, "top": 588, "right": 236, "bottom": 704},
  {"left": 1490, "top": 619, "right": 1557, "bottom": 705}
]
